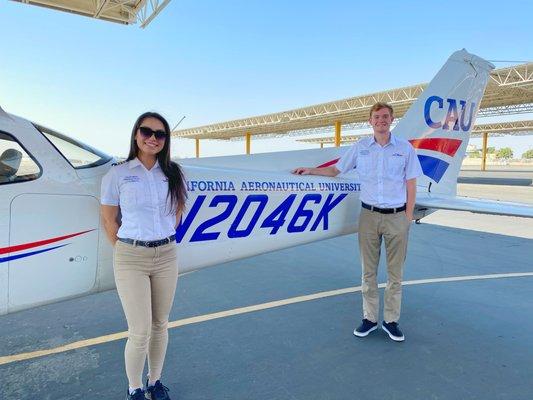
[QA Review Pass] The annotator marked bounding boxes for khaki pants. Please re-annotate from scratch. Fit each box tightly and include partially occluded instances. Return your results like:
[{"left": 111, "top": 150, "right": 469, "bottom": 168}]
[
  {"left": 113, "top": 240, "right": 178, "bottom": 388},
  {"left": 358, "top": 207, "right": 410, "bottom": 323}
]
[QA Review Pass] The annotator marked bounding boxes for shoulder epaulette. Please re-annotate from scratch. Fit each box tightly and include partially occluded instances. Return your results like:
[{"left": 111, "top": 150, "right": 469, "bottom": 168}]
[{"left": 112, "top": 160, "right": 128, "bottom": 166}]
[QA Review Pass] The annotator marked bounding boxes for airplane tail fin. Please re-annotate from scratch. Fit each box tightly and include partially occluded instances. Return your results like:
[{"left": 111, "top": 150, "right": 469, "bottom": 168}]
[{"left": 392, "top": 49, "right": 494, "bottom": 195}]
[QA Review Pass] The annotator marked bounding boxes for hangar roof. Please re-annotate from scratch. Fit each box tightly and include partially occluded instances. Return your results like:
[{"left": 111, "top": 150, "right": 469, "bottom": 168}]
[{"left": 10, "top": 0, "right": 170, "bottom": 27}]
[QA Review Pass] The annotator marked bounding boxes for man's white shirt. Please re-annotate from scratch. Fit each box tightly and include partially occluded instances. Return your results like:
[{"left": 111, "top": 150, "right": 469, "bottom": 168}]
[
  {"left": 335, "top": 134, "right": 423, "bottom": 208},
  {"left": 100, "top": 158, "right": 176, "bottom": 241}
]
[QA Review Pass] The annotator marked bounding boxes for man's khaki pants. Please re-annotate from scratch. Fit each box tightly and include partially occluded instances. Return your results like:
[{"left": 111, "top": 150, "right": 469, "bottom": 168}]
[
  {"left": 113, "top": 240, "right": 178, "bottom": 388},
  {"left": 358, "top": 207, "right": 410, "bottom": 323}
]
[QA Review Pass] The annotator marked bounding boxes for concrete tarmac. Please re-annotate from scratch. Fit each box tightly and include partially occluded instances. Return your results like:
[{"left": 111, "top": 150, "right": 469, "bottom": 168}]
[
  {"left": 459, "top": 166, "right": 533, "bottom": 186},
  {"left": 457, "top": 183, "right": 533, "bottom": 206},
  {"left": 1, "top": 185, "right": 532, "bottom": 400}
]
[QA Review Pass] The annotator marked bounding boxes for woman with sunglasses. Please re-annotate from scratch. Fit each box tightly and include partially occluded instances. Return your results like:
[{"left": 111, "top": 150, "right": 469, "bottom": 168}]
[{"left": 100, "top": 112, "right": 187, "bottom": 400}]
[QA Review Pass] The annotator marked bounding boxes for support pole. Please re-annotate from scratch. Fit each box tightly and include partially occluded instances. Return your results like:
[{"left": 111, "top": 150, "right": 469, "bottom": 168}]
[
  {"left": 320, "top": 143, "right": 324, "bottom": 149},
  {"left": 195, "top": 138, "right": 200, "bottom": 158},
  {"left": 246, "top": 132, "right": 251, "bottom": 155},
  {"left": 481, "top": 132, "right": 488, "bottom": 171},
  {"left": 334, "top": 121, "right": 341, "bottom": 147}
]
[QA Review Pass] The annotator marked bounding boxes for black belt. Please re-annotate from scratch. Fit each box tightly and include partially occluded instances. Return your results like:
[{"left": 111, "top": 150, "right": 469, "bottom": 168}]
[
  {"left": 361, "top": 202, "right": 406, "bottom": 214},
  {"left": 118, "top": 234, "right": 176, "bottom": 248}
]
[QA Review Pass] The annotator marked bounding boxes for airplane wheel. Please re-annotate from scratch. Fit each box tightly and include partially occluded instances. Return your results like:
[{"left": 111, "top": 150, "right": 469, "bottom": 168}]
[{"left": 415, "top": 219, "right": 421, "bottom": 224}]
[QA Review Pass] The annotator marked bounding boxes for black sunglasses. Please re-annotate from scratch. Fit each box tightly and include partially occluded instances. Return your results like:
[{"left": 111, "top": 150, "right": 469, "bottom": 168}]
[{"left": 138, "top": 126, "right": 168, "bottom": 140}]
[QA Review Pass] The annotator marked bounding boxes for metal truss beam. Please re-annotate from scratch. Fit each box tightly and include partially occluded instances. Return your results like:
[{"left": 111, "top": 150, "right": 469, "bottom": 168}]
[
  {"left": 478, "top": 103, "right": 533, "bottom": 117},
  {"left": 138, "top": 0, "right": 171, "bottom": 28},
  {"left": 488, "top": 64, "right": 533, "bottom": 90},
  {"left": 11, "top": 0, "right": 171, "bottom": 27},
  {"left": 472, "top": 119, "right": 533, "bottom": 135}
]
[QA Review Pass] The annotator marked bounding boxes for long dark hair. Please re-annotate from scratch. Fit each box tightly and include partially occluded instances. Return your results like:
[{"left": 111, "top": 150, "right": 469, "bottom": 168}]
[{"left": 127, "top": 112, "right": 187, "bottom": 215}]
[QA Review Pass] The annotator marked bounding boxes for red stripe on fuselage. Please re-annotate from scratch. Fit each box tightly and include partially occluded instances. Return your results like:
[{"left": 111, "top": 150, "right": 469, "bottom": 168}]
[
  {"left": 0, "top": 229, "right": 95, "bottom": 255},
  {"left": 408, "top": 138, "right": 462, "bottom": 157},
  {"left": 317, "top": 158, "right": 340, "bottom": 168}
]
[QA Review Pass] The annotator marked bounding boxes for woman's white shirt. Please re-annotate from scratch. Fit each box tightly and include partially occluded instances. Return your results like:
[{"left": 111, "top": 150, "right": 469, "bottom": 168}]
[{"left": 100, "top": 158, "right": 177, "bottom": 241}]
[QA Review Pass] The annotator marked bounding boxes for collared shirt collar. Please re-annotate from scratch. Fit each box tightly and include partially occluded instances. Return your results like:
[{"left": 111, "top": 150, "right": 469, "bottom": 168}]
[
  {"left": 128, "top": 158, "right": 141, "bottom": 169},
  {"left": 369, "top": 132, "right": 396, "bottom": 147},
  {"left": 128, "top": 157, "right": 160, "bottom": 170}
]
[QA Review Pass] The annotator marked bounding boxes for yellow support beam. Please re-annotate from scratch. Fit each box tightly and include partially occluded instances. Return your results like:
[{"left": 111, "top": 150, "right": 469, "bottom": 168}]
[
  {"left": 246, "top": 132, "right": 251, "bottom": 154},
  {"left": 334, "top": 121, "right": 341, "bottom": 147},
  {"left": 481, "top": 132, "right": 488, "bottom": 171},
  {"left": 195, "top": 138, "right": 200, "bottom": 158}
]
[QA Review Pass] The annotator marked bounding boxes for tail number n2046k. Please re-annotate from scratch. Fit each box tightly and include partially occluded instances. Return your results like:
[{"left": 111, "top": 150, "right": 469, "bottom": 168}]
[{"left": 176, "top": 193, "right": 348, "bottom": 243}]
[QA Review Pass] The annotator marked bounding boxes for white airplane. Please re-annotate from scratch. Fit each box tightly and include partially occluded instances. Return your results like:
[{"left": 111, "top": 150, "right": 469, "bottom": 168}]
[{"left": 1, "top": 49, "right": 532, "bottom": 316}]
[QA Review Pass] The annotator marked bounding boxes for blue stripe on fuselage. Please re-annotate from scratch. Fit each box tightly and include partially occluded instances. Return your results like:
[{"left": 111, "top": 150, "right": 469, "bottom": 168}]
[{"left": 0, "top": 244, "right": 69, "bottom": 264}]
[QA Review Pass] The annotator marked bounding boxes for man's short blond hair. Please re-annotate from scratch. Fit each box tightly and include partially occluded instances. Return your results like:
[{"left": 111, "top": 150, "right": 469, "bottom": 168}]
[{"left": 369, "top": 102, "right": 394, "bottom": 118}]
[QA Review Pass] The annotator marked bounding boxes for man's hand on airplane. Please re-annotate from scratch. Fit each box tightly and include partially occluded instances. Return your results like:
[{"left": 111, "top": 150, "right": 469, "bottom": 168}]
[
  {"left": 292, "top": 165, "right": 340, "bottom": 177},
  {"left": 292, "top": 167, "right": 313, "bottom": 175}
]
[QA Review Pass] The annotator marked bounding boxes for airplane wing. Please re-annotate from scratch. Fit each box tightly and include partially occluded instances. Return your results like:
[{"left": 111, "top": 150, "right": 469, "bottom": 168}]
[{"left": 416, "top": 193, "right": 533, "bottom": 218}]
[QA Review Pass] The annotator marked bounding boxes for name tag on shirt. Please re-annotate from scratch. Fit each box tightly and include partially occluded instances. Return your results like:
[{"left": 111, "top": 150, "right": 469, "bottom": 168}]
[{"left": 123, "top": 175, "right": 140, "bottom": 183}]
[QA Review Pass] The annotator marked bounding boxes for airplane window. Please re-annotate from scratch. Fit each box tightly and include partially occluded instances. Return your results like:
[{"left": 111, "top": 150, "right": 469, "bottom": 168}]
[
  {"left": 0, "top": 132, "right": 42, "bottom": 185},
  {"left": 34, "top": 124, "right": 112, "bottom": 169}
]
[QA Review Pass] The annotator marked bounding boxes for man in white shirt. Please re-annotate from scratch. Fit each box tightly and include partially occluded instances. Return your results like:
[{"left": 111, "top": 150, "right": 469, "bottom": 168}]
[{"left": 293, "top": 102, "right": 422, "bottom": 342}]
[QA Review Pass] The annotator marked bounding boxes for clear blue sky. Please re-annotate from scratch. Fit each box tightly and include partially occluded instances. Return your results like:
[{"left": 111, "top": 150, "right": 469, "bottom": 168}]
[{"left": 1, "top": 0, "right": 532, "bottom": 158}]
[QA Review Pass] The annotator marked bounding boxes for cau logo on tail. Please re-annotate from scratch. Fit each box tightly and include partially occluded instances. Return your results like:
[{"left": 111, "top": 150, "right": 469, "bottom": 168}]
[
  {"left": 413, "top": 96, "right": 475, "bottom": 183},
  {"left": 424, "top": 96, "right": 476, "bottom": 132}
]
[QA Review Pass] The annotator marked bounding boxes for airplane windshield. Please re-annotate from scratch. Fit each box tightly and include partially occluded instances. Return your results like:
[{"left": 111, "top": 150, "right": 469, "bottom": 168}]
[
  {"left": 0, "top": 131, "right": 42, "bottom": 184},
  {"left": 34, "top": 124, "right": 112, "bottom": 169}
]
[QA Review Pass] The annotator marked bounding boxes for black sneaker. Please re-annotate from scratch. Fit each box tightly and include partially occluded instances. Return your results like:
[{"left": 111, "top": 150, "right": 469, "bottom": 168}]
[
  {"left": 353, "top": 319, "right": 378, "bottom": 337},
  {"left": 145, "top": 380, "right": 171, "bottom": 400},
  {"left": 382, "top": 321, "right": 405, "bottom": 342},
  {"left": 126, "top": 388, "right": 145, "bottom": 400}
]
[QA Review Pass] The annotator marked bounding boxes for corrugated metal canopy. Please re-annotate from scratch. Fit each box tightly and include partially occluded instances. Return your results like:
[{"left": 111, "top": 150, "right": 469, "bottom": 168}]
[
  {"left": 173, "top": 63, "right": 533, "bottom": 140},
  {"left": 11, "top": 0, "right": 170, "bottom": 27}
]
